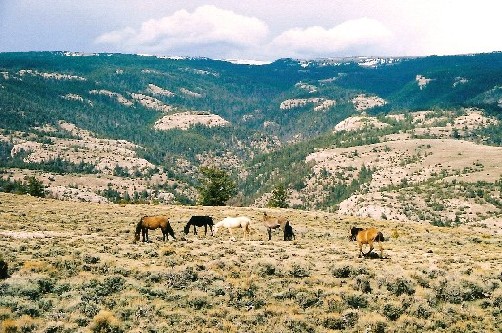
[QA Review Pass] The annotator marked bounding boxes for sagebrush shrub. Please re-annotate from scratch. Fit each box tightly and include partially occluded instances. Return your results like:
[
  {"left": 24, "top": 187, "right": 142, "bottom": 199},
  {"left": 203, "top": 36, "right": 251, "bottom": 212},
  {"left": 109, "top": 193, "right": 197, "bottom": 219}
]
[
  {"left": 295, "top": 291, "right": 321, "bottom": 309},
  {"left": 254, "top": 261, "right": 277, "bottom": 277},
  {"left": 344, "top": 292, "right": 368, "bottom": 309},
  {"left": 386, "top": 277, "right": 415, "bottom": 296},
  {"left": 382, "top": 302, "right": 404, "bottom": 321},
  {"left": 289, "top": 263, "right": 310, "bottom": 278},
  {"left": 355, "top": 275, "right": 372, "bottom": 293},
  {"left": 89, "top": 310, "right": 123, "bottom": 333}
]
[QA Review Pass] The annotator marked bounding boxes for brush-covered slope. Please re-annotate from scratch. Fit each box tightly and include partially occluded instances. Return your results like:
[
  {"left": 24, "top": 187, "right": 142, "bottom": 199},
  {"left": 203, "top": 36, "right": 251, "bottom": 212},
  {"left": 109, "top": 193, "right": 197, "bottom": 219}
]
[{"left": 0, "top": 52, "right": 502, "bottom": 225}]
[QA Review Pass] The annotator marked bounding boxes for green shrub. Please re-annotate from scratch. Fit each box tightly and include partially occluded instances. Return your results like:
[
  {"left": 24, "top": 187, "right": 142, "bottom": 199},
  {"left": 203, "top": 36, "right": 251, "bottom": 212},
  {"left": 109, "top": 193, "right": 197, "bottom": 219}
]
[
  {"left": 382, "top": 302, "right": 404, "bottom": 321},
  {"left": 289, "top": 263, "right": 310, "bottom": 278},
  {"left": 254, "top": 261, "right": 277, "bottom": 277},
  {"left": 295, "top": 291, "right": 320, "bottom": 309},
  {"left": 386, "top": 277, "right": 415, "bottom": 296},
  {"left": 344, "top": 292, "right": 368, "bottom": 309},
  {"left": 413, "top": 302, "right": 432, "bottom": 319},
  {"left": 282, "top": 316, "right": 315, "bottom": 333},
  {"left": 331, "top": 264, "right": 370, "bottom": 278},
  {"left": 355, "top": 275, "right": 372, "bottom": 293}
]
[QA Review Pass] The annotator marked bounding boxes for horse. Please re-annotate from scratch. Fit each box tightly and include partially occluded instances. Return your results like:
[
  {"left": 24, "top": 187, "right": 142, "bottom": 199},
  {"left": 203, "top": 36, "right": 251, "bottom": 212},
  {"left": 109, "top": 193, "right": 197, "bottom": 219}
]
[
  {"left": 350, "top": 227, "right": 384, "bottom": 258},
  {"left": 213, "top": 216, "right": 252, "bottom": 241},
  {"left": 283, "top": 221, "right": 296, "bottom": 241},
  {"left": 134, "top": 215, "right": 175, "bottom": 242},
  {"left": 183, "top": 215, "right": 214, "bottom": 236},
  {"left": 262, "top": 212, "right": 293, "bottom": 241}
]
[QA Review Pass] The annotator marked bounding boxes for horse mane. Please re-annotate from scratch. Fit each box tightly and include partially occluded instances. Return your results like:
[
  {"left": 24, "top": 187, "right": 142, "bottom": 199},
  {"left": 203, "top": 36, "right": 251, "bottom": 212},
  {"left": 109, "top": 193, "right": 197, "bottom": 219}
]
[{"left": 135, "top": 217, "right": 146, "bottom": 235}]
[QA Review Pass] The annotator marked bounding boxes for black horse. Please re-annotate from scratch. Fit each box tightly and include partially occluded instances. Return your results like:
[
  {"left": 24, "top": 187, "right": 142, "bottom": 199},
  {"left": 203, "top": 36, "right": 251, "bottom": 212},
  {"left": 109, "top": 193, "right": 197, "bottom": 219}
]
[
  {"left": 283, "top": 221, "right": 295, "bottom": 241},
  {"left": 183, "top": 216, "right": 214, "bottom": 236}
]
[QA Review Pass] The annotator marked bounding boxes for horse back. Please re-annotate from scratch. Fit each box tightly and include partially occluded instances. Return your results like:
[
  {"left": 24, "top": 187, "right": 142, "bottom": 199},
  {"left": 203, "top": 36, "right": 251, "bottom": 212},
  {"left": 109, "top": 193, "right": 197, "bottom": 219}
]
[
  {"left": 189, "top": 215, "right": 214, "bottom": 226},
  {"left": 263, "top": 212, "right": 285, "bottom": 229},
  {"left": 142, "top": 215, "right": 169, "bottom": 229},
  {"left": 355, "top": 227, "right": 383, "bottom": 244}
]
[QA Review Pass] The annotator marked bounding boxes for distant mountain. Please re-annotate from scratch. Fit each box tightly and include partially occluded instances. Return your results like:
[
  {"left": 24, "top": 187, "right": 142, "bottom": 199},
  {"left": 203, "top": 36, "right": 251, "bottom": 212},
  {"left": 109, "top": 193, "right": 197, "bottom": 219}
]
[{"left": 1, "top": 51, "right": 501, "bottom": 225}]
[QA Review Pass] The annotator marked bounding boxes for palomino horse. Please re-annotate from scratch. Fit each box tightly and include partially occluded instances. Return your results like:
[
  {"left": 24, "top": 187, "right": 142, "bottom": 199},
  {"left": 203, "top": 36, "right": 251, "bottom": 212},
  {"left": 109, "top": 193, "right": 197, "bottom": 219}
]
[
  {"left": 213, "top": 216, "right": 251, "bottom": 241},
  {"left": 134, "top": 215, "right": 176, "bottom": 242},
  {"left": 262, "top": 212, "right": 294, "bottom": 241},
  {"left": 350, "top": 227, "right": 384, "bottom": 258},
  {"left": 183, "top": 215, "right": 214, "bottom": 236}
]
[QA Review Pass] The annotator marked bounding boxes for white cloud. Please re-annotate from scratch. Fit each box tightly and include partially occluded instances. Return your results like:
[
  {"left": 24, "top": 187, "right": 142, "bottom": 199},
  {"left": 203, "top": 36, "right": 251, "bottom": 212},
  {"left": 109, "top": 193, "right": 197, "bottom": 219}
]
[
  {"left": 95, "top": 5, "right": 269, "bottom": 55},
  {"left": 269, "top": 18, "right": 393, "bottom": 57}
]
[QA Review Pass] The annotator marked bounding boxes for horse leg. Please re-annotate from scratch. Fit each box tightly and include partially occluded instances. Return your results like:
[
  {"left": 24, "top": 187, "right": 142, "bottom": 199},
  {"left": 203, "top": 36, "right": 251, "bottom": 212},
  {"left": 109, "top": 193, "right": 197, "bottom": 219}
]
[
  {"left": 358, "top": 242, "right": 363, "bottom": 258},
  {"left": 244, "top": 224, "right": 250, "bottom": 241},
  {"left": 209, "top": 225, "right": 213, "bottom": 236},
  {"left": 378, "top": 241, "right": 383, "bottom": 258},
  {"left": 268, "top": 228, "right": 272, "bottom": 241},
  {"left": 204, "top": 225, "right": 207, "bottom": 236},
  {"left": 193, "top": 225, "right": 197, "bottom": 236},
  {"left": 364, "top": 241, "right": 374, "bottom": 257},
  {"left": 141, "top": 228, "right": 146, "bottom": 242}
]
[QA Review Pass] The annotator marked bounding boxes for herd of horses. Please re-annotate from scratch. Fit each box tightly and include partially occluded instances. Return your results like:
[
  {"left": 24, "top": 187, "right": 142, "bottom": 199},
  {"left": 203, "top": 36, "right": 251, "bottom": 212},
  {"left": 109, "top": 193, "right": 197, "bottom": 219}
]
[{"left": 135, "top": 213, "right": 385, "bottom": 258}]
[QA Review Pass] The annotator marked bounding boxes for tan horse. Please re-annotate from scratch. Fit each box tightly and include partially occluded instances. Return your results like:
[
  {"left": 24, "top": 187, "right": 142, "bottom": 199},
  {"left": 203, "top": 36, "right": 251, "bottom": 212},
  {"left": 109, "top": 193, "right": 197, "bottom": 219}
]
[
  {"left": 262, "top": 212, "right": 293, "bottom": 241},
  {"left": 350, "top": 227, "right": 384, "bottom": 258},
  {"left": 134, "top": 215, "right": 176, "bottom": 242}
]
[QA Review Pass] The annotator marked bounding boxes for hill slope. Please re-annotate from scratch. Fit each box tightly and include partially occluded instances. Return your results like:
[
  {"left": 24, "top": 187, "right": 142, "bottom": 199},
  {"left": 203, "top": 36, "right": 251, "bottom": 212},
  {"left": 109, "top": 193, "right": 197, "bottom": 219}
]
[{"left": 1, "top": 52, "right": 502, "bottom": 225}]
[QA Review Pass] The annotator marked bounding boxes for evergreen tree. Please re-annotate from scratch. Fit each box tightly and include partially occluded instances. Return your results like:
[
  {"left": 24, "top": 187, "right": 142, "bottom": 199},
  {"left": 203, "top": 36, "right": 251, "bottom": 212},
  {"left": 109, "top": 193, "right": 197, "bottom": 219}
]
[
  {"left": 26, "top": 176, "right": 45, "bottom": 197},
  {"left": 197, "top": 167, "right": 236, "bottom": 206},
  {"left": 267, "top": 184, "right": 289, "bottom": 208}
]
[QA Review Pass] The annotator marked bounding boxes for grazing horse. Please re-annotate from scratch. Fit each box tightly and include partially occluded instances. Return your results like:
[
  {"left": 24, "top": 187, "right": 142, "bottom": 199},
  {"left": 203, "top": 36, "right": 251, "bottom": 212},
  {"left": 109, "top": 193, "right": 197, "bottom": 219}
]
[
  {"left": 213, "top": 216, "right": 251, "bottom": 241},
  {"left": 183, "top": 215, "right": 214, "bottom": 236},
  {"left": 262, "top": 212, "right": 293, "bottom": 241},
  {"left": 134, "top": 215, "right": 175, "bottom": 242},
  {"left": 350, "top": 227, "right": 384, "bottom": 258}
]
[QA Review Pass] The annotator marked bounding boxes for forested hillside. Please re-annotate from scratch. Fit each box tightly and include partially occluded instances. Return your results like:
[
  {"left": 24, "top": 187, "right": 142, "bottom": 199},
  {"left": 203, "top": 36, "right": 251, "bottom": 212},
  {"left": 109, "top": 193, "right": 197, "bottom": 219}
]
[{"left": 1, "top": 51, "right": 501, "bottom": 225}]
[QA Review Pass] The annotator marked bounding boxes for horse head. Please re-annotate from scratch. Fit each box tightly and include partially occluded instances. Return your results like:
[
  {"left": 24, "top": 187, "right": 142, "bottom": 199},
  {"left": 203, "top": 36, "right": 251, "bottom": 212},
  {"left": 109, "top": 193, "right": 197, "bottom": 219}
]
[
  {"left": 183, "top": 224, "right": 191, "bottom": 235},
  {"left": 350, "top": 227, "right": 363, "bottom": 241}
]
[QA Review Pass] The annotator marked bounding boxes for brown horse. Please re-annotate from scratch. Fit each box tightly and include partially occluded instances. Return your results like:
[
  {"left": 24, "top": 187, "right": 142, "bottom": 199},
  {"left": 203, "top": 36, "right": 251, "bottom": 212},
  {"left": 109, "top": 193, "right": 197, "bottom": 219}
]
[
  {"left": 262, "top": 212, "right": 294, "bottom": 241},
  {"left": 134, "top": 215, "right": 176, "bottom": 242},
  {"left": 350, "top": 227, "right": 384, "bottom": 258}
]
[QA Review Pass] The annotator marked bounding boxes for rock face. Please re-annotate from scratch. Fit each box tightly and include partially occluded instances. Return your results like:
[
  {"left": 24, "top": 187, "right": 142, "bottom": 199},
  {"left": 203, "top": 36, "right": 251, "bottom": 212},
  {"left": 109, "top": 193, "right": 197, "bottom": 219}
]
[{"left": 153, "top": 111, "right": 230, "bottom": 130}]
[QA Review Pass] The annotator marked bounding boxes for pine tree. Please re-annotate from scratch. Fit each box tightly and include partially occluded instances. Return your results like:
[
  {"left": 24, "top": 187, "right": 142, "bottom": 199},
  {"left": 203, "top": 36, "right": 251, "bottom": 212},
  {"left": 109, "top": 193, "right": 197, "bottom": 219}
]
[
  {"left": 25, "top": 176, "right": 45, "bottom": 198},
  {"left": 267, "top": 184, "right": 289, "bottom": 208},
  {"left": 197, "top": 167, "right": 237, "bottom": 206}
]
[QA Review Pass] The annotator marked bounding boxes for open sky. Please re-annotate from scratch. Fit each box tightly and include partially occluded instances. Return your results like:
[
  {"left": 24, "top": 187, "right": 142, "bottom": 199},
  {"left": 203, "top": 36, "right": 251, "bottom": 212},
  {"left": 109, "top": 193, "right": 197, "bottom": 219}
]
[{"left": 1, "top": 0, "right": 501, "bottom": 61}]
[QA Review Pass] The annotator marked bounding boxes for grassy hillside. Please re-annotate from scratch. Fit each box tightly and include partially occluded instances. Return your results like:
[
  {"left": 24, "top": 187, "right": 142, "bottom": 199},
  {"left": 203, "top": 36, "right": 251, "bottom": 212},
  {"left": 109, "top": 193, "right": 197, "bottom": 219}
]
[{"left": 0, "top": 192, "right": 501, "bottom": 332}]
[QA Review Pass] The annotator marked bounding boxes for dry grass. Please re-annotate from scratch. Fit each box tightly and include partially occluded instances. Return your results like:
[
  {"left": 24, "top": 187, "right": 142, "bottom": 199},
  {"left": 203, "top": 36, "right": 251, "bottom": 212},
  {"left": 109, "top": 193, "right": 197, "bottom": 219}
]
[{"left": 0, "top": 192, "right": 501, "bottom": 332}]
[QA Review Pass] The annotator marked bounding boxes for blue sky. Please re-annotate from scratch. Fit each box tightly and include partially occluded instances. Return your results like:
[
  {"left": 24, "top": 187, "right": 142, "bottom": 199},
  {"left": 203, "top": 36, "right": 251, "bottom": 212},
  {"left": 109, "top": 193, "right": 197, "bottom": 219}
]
[{"left": 1, "top": 0, "right": 501, "bottom": 61}]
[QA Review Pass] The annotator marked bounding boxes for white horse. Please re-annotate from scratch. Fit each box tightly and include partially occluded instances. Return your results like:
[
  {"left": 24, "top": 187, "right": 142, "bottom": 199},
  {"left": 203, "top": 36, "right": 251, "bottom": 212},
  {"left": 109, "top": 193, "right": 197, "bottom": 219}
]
[{"left": 213, "top": 216, "right": 252, "bottom": 241}]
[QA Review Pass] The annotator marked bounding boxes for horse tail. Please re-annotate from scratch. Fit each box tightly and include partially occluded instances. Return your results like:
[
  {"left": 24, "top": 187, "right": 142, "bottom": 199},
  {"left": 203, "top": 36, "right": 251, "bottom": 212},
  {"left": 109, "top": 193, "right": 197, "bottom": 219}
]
[
  {"left": 167, "top": 222, "right": 176, "bottom": 240},
  {"left": 376, "top": 232, "right": 385, "bottom": 242}
]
